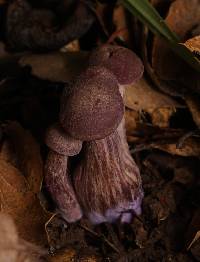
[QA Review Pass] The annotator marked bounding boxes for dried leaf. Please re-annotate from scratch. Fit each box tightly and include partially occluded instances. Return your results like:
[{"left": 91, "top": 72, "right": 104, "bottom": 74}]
[
  {"left": 184, "top": 36, "right": 200, "bottom": 56},
  {"left": 0, "top": 213, "right": 46, "bottom": 262},
  {"left": 151, "top": 107, "right": 176, "bottom": 128},
  {"left": 165, "top": 0, "right": 200, "bottom": 38},
  {"left": 19, "top": 51, "right": 89, "bottom": 83},
  {"left": 124, "top": 77, "right": 179, "bottom": 128},
  {"left": 0, "top": 158, "right": 49, "bottom": 246},
  {"left": 152, "top": 0, "right": 200, "bottom": 93},
  {"left": 124, "top": 77, "right": 180, "bottom": 111},
  {"left": 185, "top": 94, "right": 200, "bottom": 128},
  {"left": 4, "top": 122, "right": 43, "bottom": 193},
  {"left": 0, "top": 122, "right": 50, "bottom": 246}
]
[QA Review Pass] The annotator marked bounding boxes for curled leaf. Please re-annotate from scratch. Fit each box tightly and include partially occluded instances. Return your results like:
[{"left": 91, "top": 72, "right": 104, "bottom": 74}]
[
  {"left": 19, "top": 51, "right": 88, "bottom": 83},
  {"left": 0, "top": 122, "right": 51, "bottom": 246}
]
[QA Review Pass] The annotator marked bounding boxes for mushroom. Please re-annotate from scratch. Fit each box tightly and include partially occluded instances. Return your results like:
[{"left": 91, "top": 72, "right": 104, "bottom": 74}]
[
  {"left": 45, "top": 123, "right": 83, "bottom": 222},
  {"left": 45, "top": 44, "right": 144, "bottom": 224},
  {"left": 60, "top": 48, "right": 144, "bottom": 223}
]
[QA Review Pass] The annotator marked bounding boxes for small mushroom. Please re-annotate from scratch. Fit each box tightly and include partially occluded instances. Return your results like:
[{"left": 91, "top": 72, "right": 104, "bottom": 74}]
[
  {"left": 45, "top": 123, "right": 82, "bottom": 156},
  {"left": 71, "top": 45, "right": 144, "bottom": 223},
  {"left": 88, "top": 45, "right": 144, "bottom": 85},
  {"left": 45, "top": 44, "right": 144, "bottom": 224},
  {"left": 60, "top": 66, "right": 124, "bottom": 141},
  {"left": 45, "top": 124, "right": 82, "bottom": 222}
]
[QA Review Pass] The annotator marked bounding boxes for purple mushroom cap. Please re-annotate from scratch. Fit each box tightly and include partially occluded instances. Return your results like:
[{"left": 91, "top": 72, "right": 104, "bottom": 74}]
[
  {"left": 60, "top": 66, "right": 124, "bottom": 141},
  {"left": 88, "top": 45, "right": 144, "bottom": 85}
]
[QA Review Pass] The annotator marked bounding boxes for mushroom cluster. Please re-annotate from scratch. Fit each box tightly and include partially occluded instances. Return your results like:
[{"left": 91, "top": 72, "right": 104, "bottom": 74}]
[{"left": 45, "top": 45, "right": 144, "bottom": 224}]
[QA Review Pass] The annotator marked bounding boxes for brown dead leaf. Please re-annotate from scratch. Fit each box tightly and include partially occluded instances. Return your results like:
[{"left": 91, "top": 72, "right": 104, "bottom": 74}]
[
  {"left": 4, "top": 122, "right": 43, "bottom": 193},
  {"left": 0, "top": 122, "right": 50, "bottom": 246},
  {"left": 0, "top": 158, "right": 49, "bottom": 246},
  {"left": 166, "top": 0, "right": 200, "bottom": 38},
  {"left": 19, "top": 51, "right": 89, "bottom": 83},
  {"left": 184, "top": 36, "right": 200, "bottom": 56},
  {"left": 151, "top": 108, "right": 176, "bottom": 128},
  {"left": 0, "top": 213, "right": 46, "bottom": 262},
  {"left": 124, "top": 77, "right": 180, "bottom": 111},
  {"left": 185, "top": 94, "right": 200, "bottom": 128},
  {"left": 124, "top": 77, "right": 180, "bottom": 128},
  {"left": 152, "top": 0, "right": 200, "bottom": 93}
]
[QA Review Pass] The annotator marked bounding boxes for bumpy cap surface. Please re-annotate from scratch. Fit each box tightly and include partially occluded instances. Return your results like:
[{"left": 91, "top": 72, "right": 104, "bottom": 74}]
[
  {"left": 45, "top": 123, "right": 82, "bottom": 156},
  {"left": 60, "top": 66, "right": 124, "bottom": 141},
  {"left": 88, "top": 45, "right": 144, "bottom": 85}
]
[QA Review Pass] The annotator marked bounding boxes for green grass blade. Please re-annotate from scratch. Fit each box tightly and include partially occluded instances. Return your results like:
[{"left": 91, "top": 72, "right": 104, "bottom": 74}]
[
  {"left": 122, "top": 0, "right": 200, "bottom": 72},
  {"left": 124, "top": 0, "right": 179, "bottom": 42}
]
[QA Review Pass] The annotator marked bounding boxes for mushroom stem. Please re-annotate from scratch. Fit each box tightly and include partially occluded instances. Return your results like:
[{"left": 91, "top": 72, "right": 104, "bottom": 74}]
[
  {"left": 73, "top": 116, "right": 143, "bottom": 224},
  {"left": 45, "top": 150, "right": 82, "bottom": 222}
]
